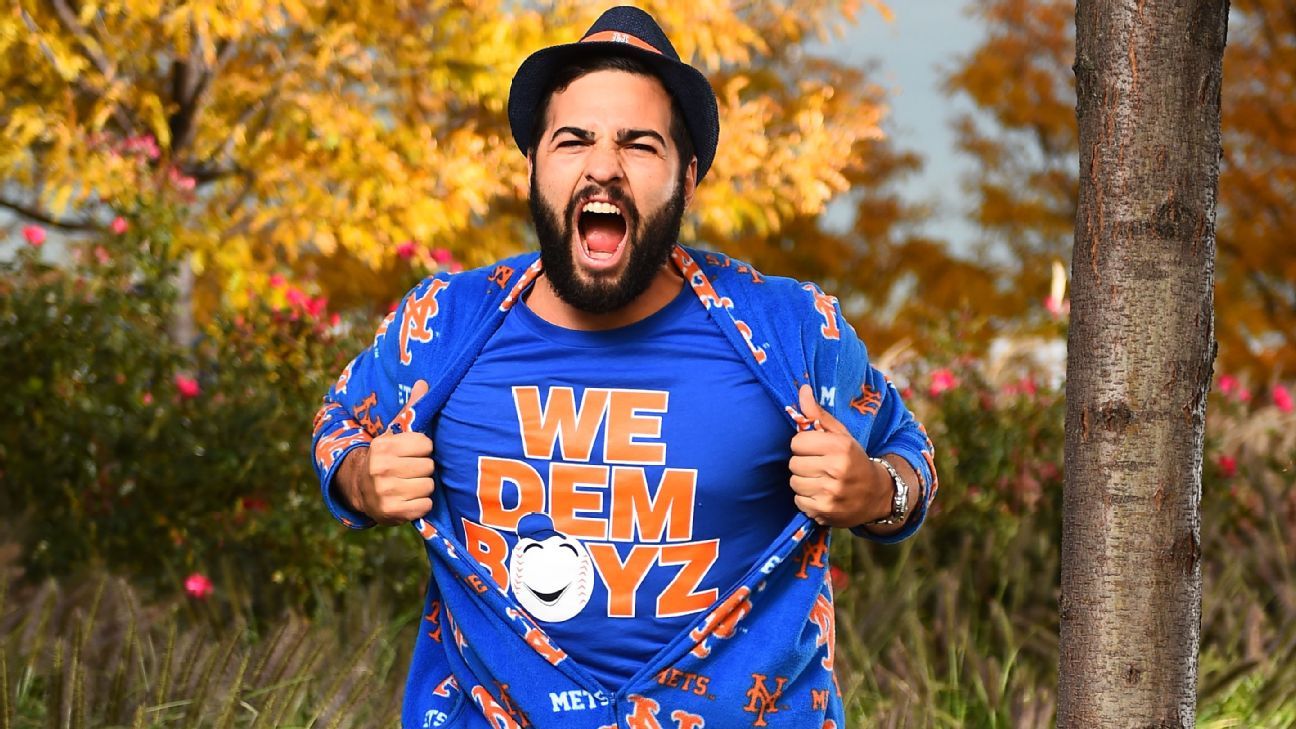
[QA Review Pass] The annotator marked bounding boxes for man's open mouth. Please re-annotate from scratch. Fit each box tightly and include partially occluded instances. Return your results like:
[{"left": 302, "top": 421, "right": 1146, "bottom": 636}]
[{"left": 578, "top": 200, "right": 628, "bottom": 261}]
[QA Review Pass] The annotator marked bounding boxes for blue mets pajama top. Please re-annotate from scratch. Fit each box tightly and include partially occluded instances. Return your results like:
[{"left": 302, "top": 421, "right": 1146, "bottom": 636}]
[{"left": 311, "top": 245, "right": 938, "bottom": 728}]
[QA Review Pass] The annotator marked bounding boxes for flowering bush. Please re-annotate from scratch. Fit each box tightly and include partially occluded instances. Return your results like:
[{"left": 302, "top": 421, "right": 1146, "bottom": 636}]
[{"left": 0, "top": 215, "right": 426, "bottom": 618}]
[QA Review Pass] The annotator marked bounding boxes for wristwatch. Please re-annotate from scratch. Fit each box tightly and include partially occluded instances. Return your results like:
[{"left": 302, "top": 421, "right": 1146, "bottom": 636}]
[{"left": 865, "top": 456, "right": 911, "bottom": 526}]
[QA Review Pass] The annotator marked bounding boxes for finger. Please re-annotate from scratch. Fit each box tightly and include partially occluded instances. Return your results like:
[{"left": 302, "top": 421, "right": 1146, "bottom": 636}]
[
  {"left": 382, "top": 431, "right": 435, "bottom": 458},
  {"left": 789, "top": 455, "right": 833, "bottom": 478},
  {"left": 397, "top": 497, "right": 434, "bottom": 521},
  {"left": 388, "top": 456, "right": 436, "bottom": 479},
  {"left": 798, "top": 384, "right": 848, "bottom": 435},
  {"left": 378, "top": 497, "right": 434, "bottom": 525},
  {"left": 789, "top": 474, "right": 822, "bottom": 496},
  {"left": 793, "top": 493, "right": 825, "bottom": 521},
  {"left": 790, "top": 430, "right": 847, "bottom": 456},
  {"left": 797, "top": 384, "right": 821, "bottom": 426},
  {"left": 386, "top": 379, "right": 430, "bottom": 435},
  {"left": 372, "top": 474, "right": 435, "bottom": 502}
]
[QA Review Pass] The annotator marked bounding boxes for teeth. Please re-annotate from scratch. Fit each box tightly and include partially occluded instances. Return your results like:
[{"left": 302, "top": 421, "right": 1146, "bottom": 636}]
[{"left": 582, "top": 201, "right": 621, "bottom": 215}]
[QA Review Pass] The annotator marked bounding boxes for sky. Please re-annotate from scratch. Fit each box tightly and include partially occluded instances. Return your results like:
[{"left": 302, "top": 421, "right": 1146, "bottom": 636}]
[{"left": 821, "top": 0, "right": 984, "bottom": 255}]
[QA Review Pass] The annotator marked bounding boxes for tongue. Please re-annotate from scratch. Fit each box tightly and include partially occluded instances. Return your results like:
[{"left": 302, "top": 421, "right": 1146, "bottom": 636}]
[{"left": 584, "top": 223, "right": 623, "bottom": 255}]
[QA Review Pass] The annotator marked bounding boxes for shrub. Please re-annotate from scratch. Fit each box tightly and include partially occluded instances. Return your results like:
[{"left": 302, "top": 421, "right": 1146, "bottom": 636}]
[{"left": 0, "top": 217, "right": 423, "bottom": 620}]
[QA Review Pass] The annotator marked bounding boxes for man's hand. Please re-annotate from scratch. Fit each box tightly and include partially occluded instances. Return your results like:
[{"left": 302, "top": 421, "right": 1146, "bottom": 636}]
[
  {"left": 336, "top": 380, "right": 436, "bottom": 525},
  {"left": 789, "top": 384, "right": 899, "bottom": 529}
]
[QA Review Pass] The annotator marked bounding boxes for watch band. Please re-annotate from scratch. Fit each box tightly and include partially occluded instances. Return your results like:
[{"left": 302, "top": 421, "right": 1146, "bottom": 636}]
[{"left": 865, "top": 456, "right": 910, "bottom": 526}]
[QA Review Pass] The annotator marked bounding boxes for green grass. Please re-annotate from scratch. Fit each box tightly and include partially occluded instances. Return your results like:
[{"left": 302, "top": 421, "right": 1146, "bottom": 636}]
[{"left": 0, "top": 570, "right": 411, "bottom": 728}]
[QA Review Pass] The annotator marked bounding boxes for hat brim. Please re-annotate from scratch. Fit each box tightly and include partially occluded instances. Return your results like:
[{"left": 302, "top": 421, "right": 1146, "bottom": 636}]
[{"left": 508, "top": 41, "right": 720, "bottom": 182}]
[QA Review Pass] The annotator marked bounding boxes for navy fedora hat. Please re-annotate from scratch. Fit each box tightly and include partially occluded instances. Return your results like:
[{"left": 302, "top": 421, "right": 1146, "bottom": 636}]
[{"left": 507, "top": 5, "right": 721, "bottom": 181}]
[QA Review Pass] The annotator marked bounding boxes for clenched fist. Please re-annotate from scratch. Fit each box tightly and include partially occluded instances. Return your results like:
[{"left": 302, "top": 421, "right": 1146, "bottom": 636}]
[
  {"left": 788, "top": 384, "right": 916, "bottom": 533},
  {"left": 336, "top": 380, "right": 436, "bottom": 525}
]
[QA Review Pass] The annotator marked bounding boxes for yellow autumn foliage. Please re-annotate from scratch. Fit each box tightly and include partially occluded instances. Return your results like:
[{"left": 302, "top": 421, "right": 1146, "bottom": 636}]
[{"left": 2, "top": 0, "right": 896, "bottom": 315}]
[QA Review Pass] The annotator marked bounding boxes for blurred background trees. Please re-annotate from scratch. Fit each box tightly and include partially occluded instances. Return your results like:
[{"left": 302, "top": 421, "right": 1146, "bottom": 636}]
[
  {"left": 946, "top": 0, "right": 1296, "bottom": 379},
  {"left": 0, "top": 0, "right": 912, "bottom": 317}
]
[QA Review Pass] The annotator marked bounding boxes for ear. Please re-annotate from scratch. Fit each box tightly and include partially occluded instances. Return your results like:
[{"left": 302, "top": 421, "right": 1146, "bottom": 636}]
[
  {"left": 526, "top": 151, "right": 534, "bottom": 181},
  {"left": 682, "top": 155, "right": 698, "bottom": 208}
]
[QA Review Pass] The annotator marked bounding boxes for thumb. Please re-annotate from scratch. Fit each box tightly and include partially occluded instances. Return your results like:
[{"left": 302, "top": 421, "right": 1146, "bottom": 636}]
[
  {"left": 798, "top": 384, "right": 846, "bottom": 435},
  {"left": 387, "top": 379, "right": 429, "bottom": 435}
]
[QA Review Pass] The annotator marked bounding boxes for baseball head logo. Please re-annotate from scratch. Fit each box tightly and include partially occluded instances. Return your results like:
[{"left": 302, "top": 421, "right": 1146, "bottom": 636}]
[{"left": 509, "top": 513, "right": 593, "bottom": 622}]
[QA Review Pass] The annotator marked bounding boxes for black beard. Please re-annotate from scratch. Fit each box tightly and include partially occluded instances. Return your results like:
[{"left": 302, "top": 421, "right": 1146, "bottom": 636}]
[{"left": 530, "top": 168, "right": 685, "bottom": 315}]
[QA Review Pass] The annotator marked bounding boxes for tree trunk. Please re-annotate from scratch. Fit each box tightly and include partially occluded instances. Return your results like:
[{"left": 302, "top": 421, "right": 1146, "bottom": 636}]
[{"left": 1060, "top": 1, "right": 1228, "bottom": 726}]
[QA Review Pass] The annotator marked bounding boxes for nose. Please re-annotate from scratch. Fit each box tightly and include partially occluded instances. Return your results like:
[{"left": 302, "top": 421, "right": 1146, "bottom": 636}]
[{"left": 583, "top": 142, "right": 624, "bottom": 186}]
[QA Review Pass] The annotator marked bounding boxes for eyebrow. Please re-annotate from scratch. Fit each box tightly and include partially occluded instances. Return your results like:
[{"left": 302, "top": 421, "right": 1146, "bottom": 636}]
[
  {"left": 615, "top": 129, "right": 667, "bottom": 147},
  {"left": 549, "top": 126, "right": 667, "bottom": 148},
  {"left": 551, "top": 126, "right": 595, "bottom": 142}
]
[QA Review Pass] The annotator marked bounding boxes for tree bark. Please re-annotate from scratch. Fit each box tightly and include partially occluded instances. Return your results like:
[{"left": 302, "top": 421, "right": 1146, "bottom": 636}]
[{"left": 1060, "top": 1, "right": 1228, "bottom": 726}]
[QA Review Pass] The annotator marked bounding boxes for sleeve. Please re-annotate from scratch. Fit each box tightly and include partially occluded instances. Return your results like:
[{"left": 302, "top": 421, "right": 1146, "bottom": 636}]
[
  {"left": 844, "top": 362, "right": 938, "bottom": 544},
  {"left": 804, "top": 284, "right": 938, "bottom": 544},
  {"left": 311, "top": 278, "right": 440, "bottom": 529}
]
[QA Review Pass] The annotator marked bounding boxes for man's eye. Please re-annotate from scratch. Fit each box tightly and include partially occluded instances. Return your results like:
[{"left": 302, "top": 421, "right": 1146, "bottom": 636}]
[{"left": 627, "top": 143, "right": 657, "bottom": 153}]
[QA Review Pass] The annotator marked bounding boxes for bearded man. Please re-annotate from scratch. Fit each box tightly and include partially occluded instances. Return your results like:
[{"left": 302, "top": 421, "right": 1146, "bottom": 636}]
[{"left": 311, "top": 6, "right": 937, "bottom": 727}]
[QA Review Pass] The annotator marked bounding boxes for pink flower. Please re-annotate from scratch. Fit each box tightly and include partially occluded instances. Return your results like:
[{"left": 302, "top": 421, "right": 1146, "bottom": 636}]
[
  {"left": 174, "top": 374, "right": 201, "bottom": 399},
  {"left": 184, "top": 572, "right": 214, "bottom": 599},
  {"left": 110, "top": 216, "right": 129, "bottom": 234},
  {"left": 1237, "top": 387, "right": 1252, "bottom": 404},
  {"left": 305, "top": 296, "right": 328, "bottom": 318},
  {"left": 22, "top": 225, "right": 46, "bottom": 247},
  {"left": 1217, "top": 374, "right": 1237, "bottom": 397},
  {"left": 430, "top": 247, "right": 454, "bottom": 264},
  {"left": 141, "top": 391, "right": 154, "bottom": 406},
  {"left": 329, "top": 312, "right": 341, "bottom": 327},
  {"left": 284, "top": 287, "right": 307, "bottom": 308},
  {"left": 1274, "top": 384, "right": 1293, "bottom": 414},
  {"left": 268, "top": 273, "right": 285, "bottom": 288},
  {"left": 124, "top": 134, "right": 161, "bottom": 160},
  {"left": 168, "top": 166, "right": 196, "bottom": 191},
  {"left": 928, "top": 368, "right": 959, "bottom": 397},
  {"left": 396, "top": 240, "right": 418, "bottom": 260},
  {"left": 94, "top": 246, "right": 111, "bottom": 265},
  {"left": 829, "top": 564, "right": 850, "bottom": 593},
  {"left": 1217, "top": 454, "right": 1237, "bottom": 478}
]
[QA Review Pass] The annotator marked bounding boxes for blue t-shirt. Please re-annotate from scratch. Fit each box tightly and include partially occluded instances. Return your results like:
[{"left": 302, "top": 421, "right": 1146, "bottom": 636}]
[{"left": 431, "top": 284, "right": 797, "bottom": 690}]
